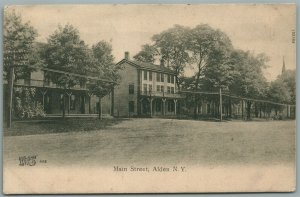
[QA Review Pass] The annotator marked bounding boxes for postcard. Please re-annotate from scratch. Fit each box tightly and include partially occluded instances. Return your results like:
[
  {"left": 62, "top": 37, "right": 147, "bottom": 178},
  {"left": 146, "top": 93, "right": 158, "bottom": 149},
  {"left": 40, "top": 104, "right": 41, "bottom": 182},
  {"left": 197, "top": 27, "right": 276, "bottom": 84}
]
[{"left": 2, "top": 4, "right": 296, "bottom": 193}]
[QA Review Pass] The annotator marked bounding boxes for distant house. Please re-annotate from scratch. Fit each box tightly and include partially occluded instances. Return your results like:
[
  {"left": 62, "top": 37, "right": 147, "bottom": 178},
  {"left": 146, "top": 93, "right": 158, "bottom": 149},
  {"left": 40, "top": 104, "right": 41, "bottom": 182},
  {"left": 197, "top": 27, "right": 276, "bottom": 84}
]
[
  {"left": 113, "top": 52, "right": 184, "bottom": 117},
  {"left": 5, "top": 68, "right": 113, "bottom": 117}
]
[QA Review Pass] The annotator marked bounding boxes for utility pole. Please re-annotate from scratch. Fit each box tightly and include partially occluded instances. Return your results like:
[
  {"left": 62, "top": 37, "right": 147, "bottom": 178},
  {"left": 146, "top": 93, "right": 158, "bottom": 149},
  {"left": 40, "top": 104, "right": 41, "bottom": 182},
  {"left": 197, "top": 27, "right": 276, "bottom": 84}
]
[
  {"left": 6, "top": 65, "right": 15, "bottom": 128},
  {"left": 219, "top": 87, "right": 222, "bottom": 122}
]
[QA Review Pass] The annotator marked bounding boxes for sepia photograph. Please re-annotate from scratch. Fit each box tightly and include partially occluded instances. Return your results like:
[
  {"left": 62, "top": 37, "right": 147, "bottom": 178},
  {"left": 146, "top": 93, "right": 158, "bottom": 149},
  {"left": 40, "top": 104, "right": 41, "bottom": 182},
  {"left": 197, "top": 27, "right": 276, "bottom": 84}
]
[{"left": 2, "top": 3, "right": 296, "bottom": 194}]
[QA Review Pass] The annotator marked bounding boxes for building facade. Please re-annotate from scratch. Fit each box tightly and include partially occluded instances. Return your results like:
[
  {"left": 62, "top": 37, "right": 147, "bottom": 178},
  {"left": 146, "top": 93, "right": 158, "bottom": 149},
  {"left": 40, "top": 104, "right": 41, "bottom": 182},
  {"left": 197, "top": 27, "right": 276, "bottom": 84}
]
[
  {"left": 113, "top": 52, "right": 184, "bottom": 117},
  {"left": 4, "top": 68, "right": 113, "bottom": 119}
]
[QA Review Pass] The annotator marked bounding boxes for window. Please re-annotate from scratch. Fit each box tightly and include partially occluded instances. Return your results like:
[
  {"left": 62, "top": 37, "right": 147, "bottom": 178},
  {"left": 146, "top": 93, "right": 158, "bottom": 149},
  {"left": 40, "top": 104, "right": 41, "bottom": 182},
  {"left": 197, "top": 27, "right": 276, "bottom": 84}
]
[
  {"left": 80, "top": 81, "right": 86, "bottom": 88},
  {"left": 143, "top": 84, "right": 148, "bottom": 92},
  {"left": 129, "top": 84, "right": 134, "bottom": 94},
  {"left": 149, "top": 84, "right": 153, "bottom": 92},
  {"left": 167, "top": 86, "right": 171, "bottom": 93},
  {"left": 129, "top": 101, "right": 135, "bottom": 113},
  {"left": 156, "top": 73, "right": 160, "bottom": 82},
  {"left": 144, "top": 70, "right": 147, "bottom": 80},
  {"left": 207, "top": 103, "right": 211, "bottom": 114},
  {"left": 168, "top": 101, "right": 174, "bottom": 112},
  {"left": 167, "top": 75, "right": 171, "bottom": 83},
  {"left": 161, "top": 85, "right": 164, "bottom": 92},
  {"left": 60, "top": 94, "right": 64, "bottom": 110},
  {"left": 149, "top": 71, "right": 152, "bottom": 81},
  {"left": 161, "top": 73, "right": 164, "bottom": 82},
  {"left": 157, "top": 85, "right": 160, "bottom": 92},
  {"left": 171, "top": 75, "right": 175, "bottom": 84},
  {"left": 156, "top": 101, "right": 161, "bottom": 112},
  {"left": 171, "top": 87, "right": 175, "bottom": 93},
  {"left": 24, "top": 72, "right": 31, "bottom": 85},
  {"left": 70, "top": 95, "right": 76, "bottom": 110},
  {"left": 44, "top": 74, "right": 51, "bottom": 86}
]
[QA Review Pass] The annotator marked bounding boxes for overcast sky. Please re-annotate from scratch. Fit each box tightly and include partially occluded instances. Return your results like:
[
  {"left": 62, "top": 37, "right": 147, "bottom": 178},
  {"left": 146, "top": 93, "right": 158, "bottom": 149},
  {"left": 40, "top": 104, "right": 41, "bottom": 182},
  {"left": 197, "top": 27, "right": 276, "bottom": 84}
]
[{"left": 7, "top": 4, "right": 296, "bottom": 81}]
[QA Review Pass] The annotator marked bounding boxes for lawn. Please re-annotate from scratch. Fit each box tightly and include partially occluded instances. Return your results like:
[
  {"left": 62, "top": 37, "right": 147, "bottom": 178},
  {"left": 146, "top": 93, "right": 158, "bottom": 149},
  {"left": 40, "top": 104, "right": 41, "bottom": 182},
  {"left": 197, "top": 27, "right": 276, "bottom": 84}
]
[
  {"left": 3, "top": 118, "right": 123, "bottom": 136},
  {"left": 3, "top": 118, "right": 295, "bottom": 167}
]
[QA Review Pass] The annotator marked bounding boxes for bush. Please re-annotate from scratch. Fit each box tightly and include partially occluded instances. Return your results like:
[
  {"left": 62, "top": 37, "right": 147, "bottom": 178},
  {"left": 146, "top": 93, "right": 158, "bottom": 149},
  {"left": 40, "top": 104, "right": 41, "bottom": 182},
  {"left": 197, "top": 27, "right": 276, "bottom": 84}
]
[{"left": 13, "top": 87, "right": 46, "bottom": 119}]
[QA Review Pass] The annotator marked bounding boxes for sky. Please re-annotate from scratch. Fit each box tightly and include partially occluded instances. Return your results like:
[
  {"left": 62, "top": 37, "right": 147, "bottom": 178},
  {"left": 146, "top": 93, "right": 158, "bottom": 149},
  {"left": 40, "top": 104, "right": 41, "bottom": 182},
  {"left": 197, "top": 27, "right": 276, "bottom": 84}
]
[{"left": 6, "top": 4, "right": 296, "bottom": 81}]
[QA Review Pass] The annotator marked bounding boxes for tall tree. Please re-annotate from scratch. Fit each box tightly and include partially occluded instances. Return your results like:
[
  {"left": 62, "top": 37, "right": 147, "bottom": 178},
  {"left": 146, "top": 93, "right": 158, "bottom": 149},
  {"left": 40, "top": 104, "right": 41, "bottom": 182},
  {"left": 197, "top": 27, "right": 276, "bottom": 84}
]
[
  {"left": 152, "top": 25, "right": 190, "bottom": 88},
  {"left": 268, "top": 78, "right": 291, "bottom": 115},
  {"left": 42, "top": 24, "right": 94, "bottom": 117},
  {"left": 187, "top": 24, "right": 233, "bottom": 91},
  {"left": 3, "top": 10, "right": 39, "bottom": 81},
  {"left": 42, "top": 24, "right": 94, "bottom": 88},
  {"left": 229, "top": 50, "right": 269, "bottom": 119},
  {"left": 91, "top": 40, "right": 119, "bottom": 119},
  {"left": 133, "top": 44, "right": 158, "bottom": 63},
  {"left": 92, "top": 40, "right": 119, "bottom": 82},
  {"left": 279, "top": 70, "right": 296, "bottom": 104}
]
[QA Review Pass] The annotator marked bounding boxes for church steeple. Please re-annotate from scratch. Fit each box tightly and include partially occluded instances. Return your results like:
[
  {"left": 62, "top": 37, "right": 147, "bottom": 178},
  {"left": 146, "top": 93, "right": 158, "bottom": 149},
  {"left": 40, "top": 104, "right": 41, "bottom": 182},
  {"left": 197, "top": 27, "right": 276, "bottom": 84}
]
[{"left": 282, "top": 56, "right": 286, "bottom": 74}]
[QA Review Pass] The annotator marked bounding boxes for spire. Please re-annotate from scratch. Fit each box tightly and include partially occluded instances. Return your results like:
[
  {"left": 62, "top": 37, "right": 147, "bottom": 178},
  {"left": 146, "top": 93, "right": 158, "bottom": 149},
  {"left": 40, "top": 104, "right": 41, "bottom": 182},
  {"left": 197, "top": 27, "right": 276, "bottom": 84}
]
[{"left": 282, "top": 56, "right": 286, "bottom": 74}]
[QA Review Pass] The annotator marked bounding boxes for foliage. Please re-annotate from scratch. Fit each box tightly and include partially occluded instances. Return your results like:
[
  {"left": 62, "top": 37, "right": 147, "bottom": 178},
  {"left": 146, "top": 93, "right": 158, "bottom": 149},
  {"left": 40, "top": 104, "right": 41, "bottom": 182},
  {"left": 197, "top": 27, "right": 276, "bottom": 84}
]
[
  {"left": 229, "top": 50, "right": 269, "bottom": 98},
  {"left": 42, "top": 24, "right": 94, "bottom": 88},
  {"left": 152, "top": 25, "right": 190, "bottom": 87},
  {"left": 90, "top": 41, "right": 120, "bottom": 98},
  {"left": 14, "top": 87, "right": 46, "bottom": 119},
  {"left": 92, "top": 41, "right": 120, "bottom": 83},
  {"left": 279, "top": 70, "right": 296, "bottom": 104},
  {"left": 187, "top": 25, "right": 234, "bottom": 91},
  {"left": 133, "top": 44, "right": 158, "bottom": 63},
  {"left": 3, "top": 10, "right": 40, "bottom": 81}
]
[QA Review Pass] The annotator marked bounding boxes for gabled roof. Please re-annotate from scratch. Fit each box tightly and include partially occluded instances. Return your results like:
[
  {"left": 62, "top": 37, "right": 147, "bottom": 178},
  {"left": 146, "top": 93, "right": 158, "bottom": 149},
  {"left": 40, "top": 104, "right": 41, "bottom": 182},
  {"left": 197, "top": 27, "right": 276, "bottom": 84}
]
[{"left": 116, "top": 59, "right": 176, "bottom": 75}]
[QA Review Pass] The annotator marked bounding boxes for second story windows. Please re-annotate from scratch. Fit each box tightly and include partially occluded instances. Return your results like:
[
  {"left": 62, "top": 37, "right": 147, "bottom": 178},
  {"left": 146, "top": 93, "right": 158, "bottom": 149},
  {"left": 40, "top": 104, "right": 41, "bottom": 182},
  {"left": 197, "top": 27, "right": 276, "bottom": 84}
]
[
  {"left": 167, "top": 74, "right": 175, "bottom": 84},
  {"left": 144, "top": 70, "right": 148, "bottom": 80},
  {"left": 156, "top": 73, "right": 164, "bottom": 82},
  {"left": 171, "top": 75, "right": 175, "bottom": 84},
  {"left": 149, "top": 84, "right": 152, "bottom": 92},
  {"left": 149, "top": 71, "right": 152, "bottom": 81},
  {"left": 161, "top": 73, "right": 164, "bottom": 82},
  {"left": 143, "top": 84, "right": 148, "bottom": 92},
  {"left": 156, "top": 73, "right": 160, "bottom": 82},
  {"left": 129, "top": 84, "right": 134, "bottom": 94}
]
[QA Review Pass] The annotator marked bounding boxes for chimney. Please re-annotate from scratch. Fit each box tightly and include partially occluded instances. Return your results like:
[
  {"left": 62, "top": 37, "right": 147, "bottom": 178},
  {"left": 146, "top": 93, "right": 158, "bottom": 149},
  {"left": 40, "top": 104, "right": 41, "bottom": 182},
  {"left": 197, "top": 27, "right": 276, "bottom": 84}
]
[
  {"left": 160, "top": 59, "right": 165, "bottom": 67},
  {"left": 125, "top": 51, "right": 129, "bottom": 60}
]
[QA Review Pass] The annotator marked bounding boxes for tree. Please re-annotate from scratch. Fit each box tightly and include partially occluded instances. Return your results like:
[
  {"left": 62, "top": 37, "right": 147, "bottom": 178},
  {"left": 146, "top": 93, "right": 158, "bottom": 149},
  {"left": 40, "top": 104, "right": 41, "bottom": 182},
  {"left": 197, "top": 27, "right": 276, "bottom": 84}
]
[
  {"left": 91, "top": 41, "right": 119, "bottom": 119},
  {"left": 229, "top": 50, "right": 269, "bottom": 119},
  {"left": 279, "top": 70, "right": 296, "bottom": 104},
  {"left": 152, "top": 25, "right": 190, "bottom": 88},
  {"left": 3, "top": 10, "right": 39, "bottom": 81},
  {"left": 42, "top": 24, "right": 95, "bottom": 117},
  {"left": 187, "top": 24, "right": 233, "bottom": 91},
  {"left": 133, "top": 44, "right": 158, "bottom": 63},
  {"left": 268, "top": 78, "right": 291, "bottom": 115}
]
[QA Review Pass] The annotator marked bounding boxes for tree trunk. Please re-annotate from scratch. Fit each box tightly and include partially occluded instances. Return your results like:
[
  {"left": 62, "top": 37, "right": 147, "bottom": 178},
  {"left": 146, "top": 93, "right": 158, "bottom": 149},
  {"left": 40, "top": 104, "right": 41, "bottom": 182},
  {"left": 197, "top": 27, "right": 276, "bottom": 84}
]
[
  {"left": 241, "top": 100, "right": 244, "bottom": 119},
  {"left": 62, "top": 93, "right": 66, "bottom": 119},
  {"left": 246, "top": 101, "right": 252, "bottom": 120},
  {"left": 228, "top": 97, "right": 232, "bottom": 118},
  {"left": 98, "top": 96, "right": 102, "bottom": 120}
]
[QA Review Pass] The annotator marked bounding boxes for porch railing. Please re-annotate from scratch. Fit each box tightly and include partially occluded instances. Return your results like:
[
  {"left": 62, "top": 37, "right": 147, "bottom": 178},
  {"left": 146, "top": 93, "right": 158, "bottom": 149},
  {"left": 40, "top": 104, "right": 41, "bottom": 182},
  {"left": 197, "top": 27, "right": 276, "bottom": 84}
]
[
  {"left": 140, "top": 90, "right": 183, "bottom": 98},
  {"left": 12, "top": 79, "right": 88, "bottom": 91}
]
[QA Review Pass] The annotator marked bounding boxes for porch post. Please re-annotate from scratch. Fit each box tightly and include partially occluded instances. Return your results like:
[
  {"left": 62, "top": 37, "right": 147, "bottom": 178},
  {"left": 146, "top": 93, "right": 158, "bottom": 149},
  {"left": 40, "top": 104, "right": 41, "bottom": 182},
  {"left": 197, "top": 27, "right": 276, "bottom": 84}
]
[
  {"left": 150, "top": 98, "right": 153, "bottom": 117},
  {"left": 140, "top": 98, "right": 143, "bottom": 115},
  {"left": 219, "top": 87, "right": 222, "bottom": 122},
  {"left": 66, "top": 92, "right": 72, "bottom": 114},
  {"left": 174, "top": 99, "right": 177, "bottom": 115},
  {"left": 162, "top": 98, "right": 166, "bottom": 116}
]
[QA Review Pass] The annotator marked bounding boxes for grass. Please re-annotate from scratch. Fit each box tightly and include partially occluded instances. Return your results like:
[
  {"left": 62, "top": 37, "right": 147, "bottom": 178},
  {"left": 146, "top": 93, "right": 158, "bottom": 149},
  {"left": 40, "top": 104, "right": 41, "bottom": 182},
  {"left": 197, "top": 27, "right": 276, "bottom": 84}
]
[
  {"left": 3, "top": 118, "right": 124, "bottom": 136},
  {"left": 3, "top": 118, "right": 295, "bottom": 167}
]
